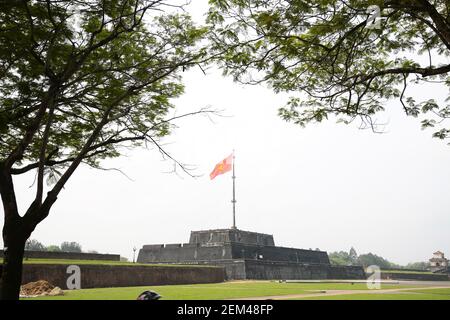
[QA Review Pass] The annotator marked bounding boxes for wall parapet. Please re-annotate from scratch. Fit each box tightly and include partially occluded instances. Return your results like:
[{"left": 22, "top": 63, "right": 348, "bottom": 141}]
[{"left": 0, "top": 250, "right": 120, "bottom": 261}]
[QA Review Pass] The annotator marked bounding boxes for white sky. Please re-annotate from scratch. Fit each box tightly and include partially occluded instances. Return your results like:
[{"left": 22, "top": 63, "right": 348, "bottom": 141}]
[{"left": 1, "top": 1, "right": 450, "bottom": 265}]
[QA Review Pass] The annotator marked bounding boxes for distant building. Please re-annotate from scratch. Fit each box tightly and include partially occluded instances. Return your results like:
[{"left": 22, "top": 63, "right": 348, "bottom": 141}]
[{"left": 429, "top": 251, "right": 449, "bottom": 272}]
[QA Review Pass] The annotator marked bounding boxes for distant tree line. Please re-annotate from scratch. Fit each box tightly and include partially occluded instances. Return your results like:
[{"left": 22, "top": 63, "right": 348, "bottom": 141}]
[
  {"left": 24, "top": 239, "right": 86, "bottom": 253},
  {"left": 329, "top": 247, "right": 430, "bottom": 270}
]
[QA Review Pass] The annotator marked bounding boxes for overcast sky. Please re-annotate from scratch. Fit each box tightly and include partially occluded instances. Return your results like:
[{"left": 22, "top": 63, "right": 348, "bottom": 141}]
[{"left": 1, "top": 1, "right": 450, "bottom": 265}]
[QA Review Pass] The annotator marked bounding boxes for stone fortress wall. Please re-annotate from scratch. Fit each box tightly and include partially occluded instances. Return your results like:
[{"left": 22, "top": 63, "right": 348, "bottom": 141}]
[
  {"left": 0, "top": 263, "right": 226, "bottom": 289},
  {"left": 138, "top": 228, "right": 366, "bottom": 280},
  {"left": 139, "top": 243, "right": 330, "bottom": 264}
]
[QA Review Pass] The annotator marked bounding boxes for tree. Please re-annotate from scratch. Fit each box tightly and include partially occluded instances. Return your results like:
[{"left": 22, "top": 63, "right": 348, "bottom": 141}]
[
  {"left": 0, "top": 0, "right": 208, "bottom": 299},
  {"left": 349, "top": 247, "right": 358, "bottom": 264},
  {"left": 208, "top": 0, "right": 450, "bottom": 142},
  {"left": 45, "top": 245, "right": 61, "bottom": 252},
  {"left": 24, "top": 239, "right": 45, "bottom": 251},
  {"left": 60, "top": 241, "right": 82, "bottom": 253},
  {"left": 406, "top": 261, "right": 430, "bottom": 270},
  {"left": 329, "top": 249, "right": 402, "bottom": 268},
  {"left": 357, "top": 252, "right": 395, "bottom": 269},
  {"left": 328, "top": 250, "right": 353, "bottom": 265},
  {"left": 328, "top": 248, "right": 358, "bottom": 266}
]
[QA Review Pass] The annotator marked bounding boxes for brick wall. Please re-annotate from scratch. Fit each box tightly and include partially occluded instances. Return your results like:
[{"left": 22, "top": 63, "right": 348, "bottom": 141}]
[
  {"left": 380, "top": 272, "right": 449, "bottom": 281},
  {"left": 0, "top": 263, "right": 226, "bottom": 289},
  {"left": 243, "top": 260, "right": 366, "bottom": 280},
  {"left": 138, "top": 243, "right": 330, "bottom": 265}
]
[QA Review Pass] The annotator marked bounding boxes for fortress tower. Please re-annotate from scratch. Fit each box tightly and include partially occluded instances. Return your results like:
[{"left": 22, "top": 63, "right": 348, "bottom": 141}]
[{"left": 137, "top": 228, "right": 365, "bottom": 280}]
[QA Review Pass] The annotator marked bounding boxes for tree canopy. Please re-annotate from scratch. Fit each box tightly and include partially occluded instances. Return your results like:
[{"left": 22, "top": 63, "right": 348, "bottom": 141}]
[
  {"left": 24, "top": 239, "right": 45, "bottom": 251},
  {"left": 60, "top": 241, "right": 82, "bottom": 253},
  {"left": 208, "top": 0, "right": 450, "bottom": 142},
  {"left": 45, "top": 245, "right": 62, "bottom": 252},
  {"left": 328, "top": 248, "right": 401, "bottom": 269},
  {"left": 0, "top": 0, "right": 208, "bottom": 228}
]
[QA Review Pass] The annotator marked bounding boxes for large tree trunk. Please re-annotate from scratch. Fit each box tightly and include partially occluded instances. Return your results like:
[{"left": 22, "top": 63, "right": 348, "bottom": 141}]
[
  {"left": 0, "top": 163, "right": 51, "bottom": 300},
  {"left": 0, "top": 163, "right": 31, "bottom": 300},
  {"left": 0, "top": 231, "right": 27, "bottom": 300}
]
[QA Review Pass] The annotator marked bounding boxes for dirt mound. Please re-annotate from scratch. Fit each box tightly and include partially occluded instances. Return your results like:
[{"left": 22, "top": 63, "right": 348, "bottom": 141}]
[{"left": 20, "top": 280, "right": 64, "bottom": 297}]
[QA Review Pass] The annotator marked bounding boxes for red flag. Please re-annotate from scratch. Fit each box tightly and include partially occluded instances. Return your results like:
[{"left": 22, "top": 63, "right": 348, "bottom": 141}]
[{"left": 210, "top": 153, "right": 233, "bottom": 180}]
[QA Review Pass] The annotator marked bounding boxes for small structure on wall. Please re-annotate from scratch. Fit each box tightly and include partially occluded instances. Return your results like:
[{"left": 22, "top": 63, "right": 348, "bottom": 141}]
[{"left": 429, "top": 251, "right": 449, "bottom": 273}]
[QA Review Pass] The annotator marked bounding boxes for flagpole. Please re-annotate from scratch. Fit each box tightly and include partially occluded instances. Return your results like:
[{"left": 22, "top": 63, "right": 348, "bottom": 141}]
[{"left": 232, "top": 150, "right": 236, "bottom": 229}]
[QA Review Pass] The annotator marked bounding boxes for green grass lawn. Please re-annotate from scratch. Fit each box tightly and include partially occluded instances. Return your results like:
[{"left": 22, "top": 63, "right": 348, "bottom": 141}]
[
  {"left": 24, "top": 281, "right": 410, "bottom": 300},
  {"left": 380, "top": 270, "right": 434, "bottom": 275},
  {"left": 408, "top": 288, "right": 450, "bottom": 295},
  {"left": 299, "top": 293, "right": 450, "bottom": 300},
  {"left": 296, "top": 288, "right": 450, "bottom": 300}
]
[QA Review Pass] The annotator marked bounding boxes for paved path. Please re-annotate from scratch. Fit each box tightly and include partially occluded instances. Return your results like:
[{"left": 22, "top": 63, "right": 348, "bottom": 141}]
[{"left": 235, "top": 285, "right": 450, "bottom": 300}]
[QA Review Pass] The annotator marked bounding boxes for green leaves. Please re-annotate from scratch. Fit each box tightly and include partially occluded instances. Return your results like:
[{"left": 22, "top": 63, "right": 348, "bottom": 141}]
[
  {"left": 208, "top": 0, "right": 450, "bottom": 142},
  {"left": 432, "top": 128, "right": 450, "bottom": 140},
  {"left": 421, "top": 100, "right": 439, "bottom": 113},
  {"left": 1, "top": 1, "right": 208, "bottom": 173}
]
